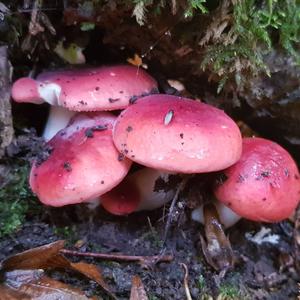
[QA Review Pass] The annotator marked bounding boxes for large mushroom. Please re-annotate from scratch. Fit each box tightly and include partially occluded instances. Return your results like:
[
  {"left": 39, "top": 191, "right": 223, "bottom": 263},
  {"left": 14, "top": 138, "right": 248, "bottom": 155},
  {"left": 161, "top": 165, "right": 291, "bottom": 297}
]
[
  {"left": 214, "top": 137, "right": 300, "bottom": 222},
  {"left": 12, "top": 65, "right": 158, "bottom": 140},
  {"left": 30, "top": 112, "right": 132, "bottom": 206},
  {"left": 113, "top": 94, "right": 242, "bottom": 173}
]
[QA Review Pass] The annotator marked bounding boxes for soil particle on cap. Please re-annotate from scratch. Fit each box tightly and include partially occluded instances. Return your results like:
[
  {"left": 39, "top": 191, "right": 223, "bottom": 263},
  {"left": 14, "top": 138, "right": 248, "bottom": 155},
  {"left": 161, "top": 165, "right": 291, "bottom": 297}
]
[
  {"left": 84, "top": 125, "right": 107, "bottom": 138},
  {"left": 261, "top": 171, "right": 270, "bottom": 178},
  {"left": 180, "top": 133, "right": 184, "bottom": 139},
  {"left": 262, "top": 197, "right": 267, "bottom": 201},
  {"left": 63, "top": 162, "right": 72, "bottom": 172},
  {"left": 284, "top": 169, "right": 290, "bottom": 177},
  {"left": 108, "top": 98, "right": 120, "bottom": 103},
  {"left": 79, "top": 100, "right": 87, "bottom": 105},
  {"left": 294, "top": 174, "right": 299, "bottom": 180},
  {"left": 95, "top": 87, "right": 100, "bottom": 91},
  {"left": 129, "top": 95, "right": 138, "bottom": 104},
  {"left": 101, "top": 180, "right": 104, "bottom": 184},
  {"left": 119, "top": 90, "right": 124, "bottom": 94},
  {"left": 118, "top": 153, "right": 125, "bottom": 161},
  {"left": 92, "top": 125, "right": 108, "bottom": 132},
  {"left": 84, "top": 128, "right": 94, "bottom": 138},
  {"left": 237, "top": 174, "right": 245, "bottom": 183},
  {"left": 126, "top": 126, "right": 133, "bottom": 132}
]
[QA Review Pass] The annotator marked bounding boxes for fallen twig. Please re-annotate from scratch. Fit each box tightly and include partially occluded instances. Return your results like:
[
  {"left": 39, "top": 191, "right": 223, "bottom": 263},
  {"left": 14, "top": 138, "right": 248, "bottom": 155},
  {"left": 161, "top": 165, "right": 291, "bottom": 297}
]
[
  {"left": 163, "top": 175, "right": 190, "bottom": 242},
  {"left": 60, "top": 249, "right": 173, "bottom": 267}
]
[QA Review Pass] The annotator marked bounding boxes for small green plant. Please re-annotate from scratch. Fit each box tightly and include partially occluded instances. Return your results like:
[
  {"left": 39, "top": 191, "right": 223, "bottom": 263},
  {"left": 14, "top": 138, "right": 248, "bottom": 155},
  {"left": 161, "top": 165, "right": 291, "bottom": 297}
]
[
  {"left": 138, "top": 224, "right": 163, "bottom": 248},
  {"left": 218, "top": 283, "right": 240, "bottom": 299},
  {"left": 53, "top": 225, "right": 78, "bottom": 245},
  {"left": 80, "top": 22, "right": 96, "bottom": 31},
  {"left": 197, "top": 274, "right": 206, "bottom": 290},
  {"left": 0, "top": 163, "right": 40, "bottom": 237}
]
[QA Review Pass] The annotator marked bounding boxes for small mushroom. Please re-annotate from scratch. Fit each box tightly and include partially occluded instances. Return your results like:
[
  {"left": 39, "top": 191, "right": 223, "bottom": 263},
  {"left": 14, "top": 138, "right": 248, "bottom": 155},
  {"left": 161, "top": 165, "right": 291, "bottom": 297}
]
[
  {"left": 11, "top": 65, "right": 158, "bottom": 140},
  {"left": 30, "top": 112, "right": 132, "bottom": 206},
  {"left": 12, "top": 65, "right": 158, "bottom": 111},
  {"left": 100, "top": 168, "right": 178, "bottom": 215},
  {"left": 113, "top": 94, "right": 242, "bottom": 173},
  {"left": 214, "top": 137, "right": 300, "bottom": 222}
]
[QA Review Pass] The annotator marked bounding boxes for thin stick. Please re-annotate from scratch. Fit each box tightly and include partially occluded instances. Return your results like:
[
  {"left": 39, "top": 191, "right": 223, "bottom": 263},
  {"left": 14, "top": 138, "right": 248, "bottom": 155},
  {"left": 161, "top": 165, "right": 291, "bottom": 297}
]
[
  {"left": 163, "top": 176, "right": 189, "bottom": 242},
  {"left": 60, "top": 249, "right": 173, "bottom": 264},
  {"left": 180, "top": 263, "right": 193, "bottom": 300}
]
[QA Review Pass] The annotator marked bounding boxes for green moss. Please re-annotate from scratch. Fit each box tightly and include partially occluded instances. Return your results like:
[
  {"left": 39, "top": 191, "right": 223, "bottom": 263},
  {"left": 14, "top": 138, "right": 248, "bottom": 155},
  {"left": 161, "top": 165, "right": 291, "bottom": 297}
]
[
  {"left": 201, "top": 0, "right": 300, "bottom": 91},
  {"left": 0, "top": 163, "right": 41, "bottom": 238}
]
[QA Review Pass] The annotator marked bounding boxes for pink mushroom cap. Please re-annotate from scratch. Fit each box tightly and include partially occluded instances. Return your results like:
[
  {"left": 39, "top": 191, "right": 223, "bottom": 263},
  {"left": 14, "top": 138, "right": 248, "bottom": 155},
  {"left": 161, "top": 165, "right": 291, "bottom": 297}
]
[
  {"left": 113, "top": 94, "right": 242, "bottom": 173},
  {"left": 11, "top": 77, "right": 44, "bottom": 104},
  {"left": 214, "top": 137, "right": 300, "bottom": 222},
  {"left": 101, "top": 178, "right": 141, "bottom": 215},
  {"left": 11, "top": 65, "right": 158, "bottom": 111},
  {"left": 30, "top": 112, "right": 132, "bottom": 206}
]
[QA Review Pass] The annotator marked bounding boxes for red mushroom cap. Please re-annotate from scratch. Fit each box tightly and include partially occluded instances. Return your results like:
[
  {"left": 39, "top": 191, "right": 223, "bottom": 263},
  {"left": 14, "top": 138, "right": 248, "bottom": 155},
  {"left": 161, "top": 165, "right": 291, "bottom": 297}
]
[
  {"left": 30, "top": 112, "right": 132, "bottom": 206},
  {"left": 214, "top": 137, "right": 300, "bottom": 222},
  {"left": 12, "top": 65, "right": 158, "bottom": 111},
  {"left": 113, "top": 94, "right": 242, "bottom": 173},
  {"left": 11, "top": 77, "right": 44, "bottom": 104},
  {"left": 101, "top": 178, "right": 141, "bottom": 215}
]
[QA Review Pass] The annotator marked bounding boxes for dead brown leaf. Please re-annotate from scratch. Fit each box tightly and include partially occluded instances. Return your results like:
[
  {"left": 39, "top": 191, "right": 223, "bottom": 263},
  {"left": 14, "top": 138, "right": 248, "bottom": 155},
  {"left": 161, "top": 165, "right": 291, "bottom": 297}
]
[
  {"left": 200, "top": 204, "right": 234, "bottom": 271},
  {"left": 129, "top": 275, "right": 148, "bottom": 300},
  {"left": 1, "top": 240, "right": 65, "bottom": 271},
  {"left": 70, "top": 262, "right": 116, "bottom": 299},
  {"left": 1, "top": 240, "right": 116, "bottom": 299},
  {"left": 0, "top": 269, "right": 97, "bottom": 300}
]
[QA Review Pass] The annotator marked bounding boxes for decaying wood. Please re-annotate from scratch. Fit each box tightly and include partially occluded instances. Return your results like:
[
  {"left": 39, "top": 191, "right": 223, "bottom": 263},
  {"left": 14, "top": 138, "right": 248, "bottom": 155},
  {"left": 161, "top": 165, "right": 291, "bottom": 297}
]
[{"left": 0, "top": 46, "right": 13, "bottom": 158}]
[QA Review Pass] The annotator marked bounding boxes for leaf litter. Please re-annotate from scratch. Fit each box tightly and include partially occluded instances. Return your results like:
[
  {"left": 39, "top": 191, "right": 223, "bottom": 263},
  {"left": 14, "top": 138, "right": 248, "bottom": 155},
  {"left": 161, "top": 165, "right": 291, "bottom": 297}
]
[{"left": 0, "top": 240, "right": 116, "bottom": 299}]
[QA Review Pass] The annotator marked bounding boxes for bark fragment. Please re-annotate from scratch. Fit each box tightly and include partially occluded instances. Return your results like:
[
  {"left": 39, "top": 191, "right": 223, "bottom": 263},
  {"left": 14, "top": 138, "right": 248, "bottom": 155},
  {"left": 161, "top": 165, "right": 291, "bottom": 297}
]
[{"left": 0, "top": 46, "right": 13, "bottom": 158}]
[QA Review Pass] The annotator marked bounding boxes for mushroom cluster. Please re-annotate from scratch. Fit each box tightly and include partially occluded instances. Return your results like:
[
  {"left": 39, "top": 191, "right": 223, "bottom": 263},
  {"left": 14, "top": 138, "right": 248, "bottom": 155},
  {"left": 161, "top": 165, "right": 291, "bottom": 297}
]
[{"left": 11, "top": 65, "right": 300, "bottom": 227}]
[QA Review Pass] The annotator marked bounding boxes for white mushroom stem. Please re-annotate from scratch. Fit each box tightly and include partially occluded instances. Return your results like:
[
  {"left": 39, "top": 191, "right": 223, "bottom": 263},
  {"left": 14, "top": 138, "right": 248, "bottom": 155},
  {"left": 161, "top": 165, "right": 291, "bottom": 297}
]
[
  {"left": 134, "top": 168, "right": 176, "bottom": 211},
  {"left": 43, "top": 106, "right": 76, "bottom": 141},
  {"left": 99, "top": 168, "right": 178, "bottom": 214},
  {"left": 191, "top": 201, "right": 241, "bottom": 229}
]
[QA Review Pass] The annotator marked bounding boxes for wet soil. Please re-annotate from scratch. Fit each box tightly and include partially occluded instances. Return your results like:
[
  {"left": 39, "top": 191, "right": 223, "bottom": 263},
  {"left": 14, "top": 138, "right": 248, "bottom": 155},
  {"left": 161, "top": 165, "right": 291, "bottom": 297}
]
[{"left": 0, "top": 204, "right": 299, "bottom": 299}]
